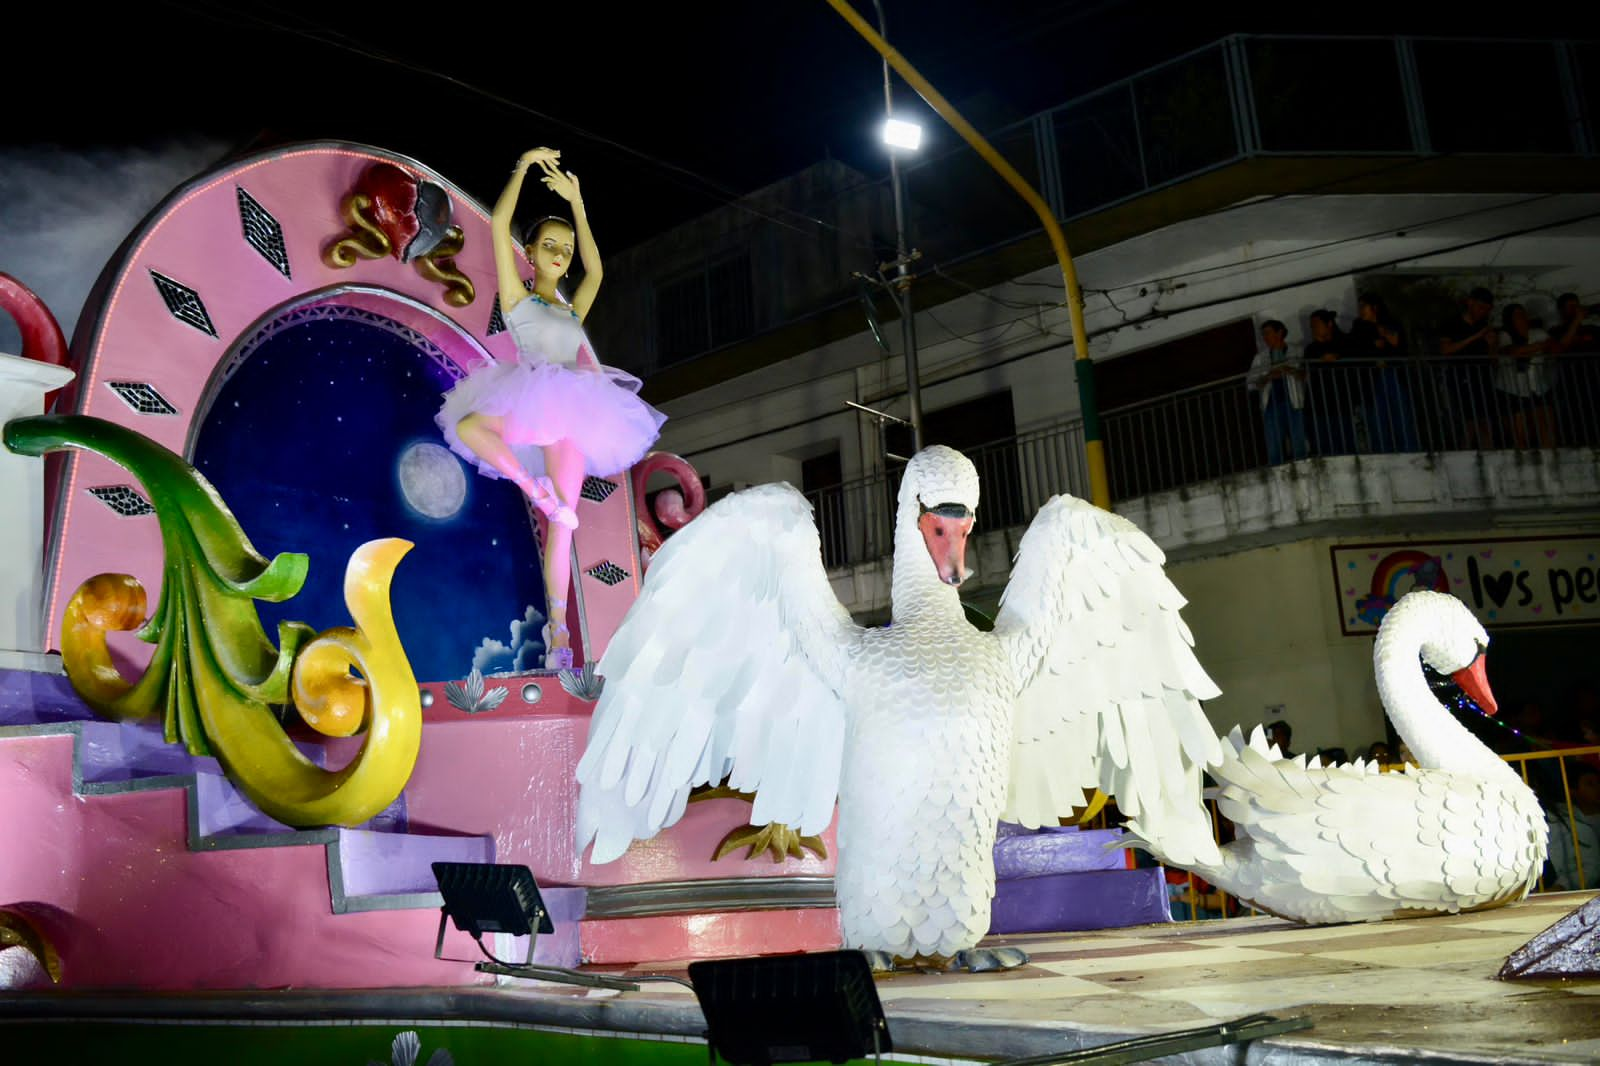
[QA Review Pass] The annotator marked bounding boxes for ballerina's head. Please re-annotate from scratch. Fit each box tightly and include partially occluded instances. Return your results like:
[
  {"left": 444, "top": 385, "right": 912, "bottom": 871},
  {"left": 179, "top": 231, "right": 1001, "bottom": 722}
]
[{"left": 520, "top": 216, "right": 576, "bottom": 284}]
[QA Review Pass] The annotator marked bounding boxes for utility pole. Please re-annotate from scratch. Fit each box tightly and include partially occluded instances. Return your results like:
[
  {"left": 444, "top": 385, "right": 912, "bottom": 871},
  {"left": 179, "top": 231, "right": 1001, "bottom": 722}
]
[{"left": 872, "top": 0, "right": 924, "bottom": 452}]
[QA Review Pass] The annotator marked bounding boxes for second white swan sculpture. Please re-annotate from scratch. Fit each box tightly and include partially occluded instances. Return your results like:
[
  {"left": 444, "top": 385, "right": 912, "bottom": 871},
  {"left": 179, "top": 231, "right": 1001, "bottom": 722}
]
[{"left": 1137, "top": 588, "right": 1547, "bottom": 924}]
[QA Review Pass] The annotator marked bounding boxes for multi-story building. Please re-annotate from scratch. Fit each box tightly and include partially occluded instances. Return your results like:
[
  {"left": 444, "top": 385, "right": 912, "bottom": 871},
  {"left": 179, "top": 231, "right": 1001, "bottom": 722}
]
[{"left": 590, "top": 34, "right": 1600, "bottom": 757}]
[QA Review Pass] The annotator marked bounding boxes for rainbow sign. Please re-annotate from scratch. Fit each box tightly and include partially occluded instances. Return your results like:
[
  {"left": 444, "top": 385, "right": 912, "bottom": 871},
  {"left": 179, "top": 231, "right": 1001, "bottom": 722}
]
[{"left": 1332, "top": 536, "right": 1600, "bottom": 635}]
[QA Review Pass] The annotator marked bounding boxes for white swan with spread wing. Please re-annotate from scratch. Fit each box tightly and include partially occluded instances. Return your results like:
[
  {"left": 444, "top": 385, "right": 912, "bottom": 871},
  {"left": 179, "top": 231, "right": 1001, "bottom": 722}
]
[
  {"left": 575, "top": 445, "right": 1222, "bottom": 969},
  {"left": 1135, "top": 589, "right": 1547, "bottom": 924}
]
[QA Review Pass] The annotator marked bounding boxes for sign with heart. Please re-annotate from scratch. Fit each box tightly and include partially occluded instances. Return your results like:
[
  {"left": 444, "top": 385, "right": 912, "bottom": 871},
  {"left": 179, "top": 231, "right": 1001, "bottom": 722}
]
[{"left": 1331, "top": 535, "right": 1600, "bottom": 635}]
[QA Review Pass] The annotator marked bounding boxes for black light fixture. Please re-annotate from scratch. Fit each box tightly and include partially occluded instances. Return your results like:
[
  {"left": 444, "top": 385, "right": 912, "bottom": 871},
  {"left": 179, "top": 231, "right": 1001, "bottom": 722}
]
[
  {"left": 687, "top": 950, "right": 890, "bottom": 1065},
  {"left": 430, "top": 861, "right": 638, "bottom": 992}
]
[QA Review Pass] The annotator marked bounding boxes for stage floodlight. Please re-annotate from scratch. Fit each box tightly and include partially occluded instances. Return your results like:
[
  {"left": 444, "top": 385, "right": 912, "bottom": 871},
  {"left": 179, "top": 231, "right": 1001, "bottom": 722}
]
[{"left": 688, "top": 950, "right": 890, "bottom": 1065}]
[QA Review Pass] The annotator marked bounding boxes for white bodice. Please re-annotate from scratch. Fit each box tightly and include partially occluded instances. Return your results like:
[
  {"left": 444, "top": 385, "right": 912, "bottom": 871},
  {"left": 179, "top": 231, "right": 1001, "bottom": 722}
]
[{"left": 506, "top": 295, "right": 588, "bottom": 368}]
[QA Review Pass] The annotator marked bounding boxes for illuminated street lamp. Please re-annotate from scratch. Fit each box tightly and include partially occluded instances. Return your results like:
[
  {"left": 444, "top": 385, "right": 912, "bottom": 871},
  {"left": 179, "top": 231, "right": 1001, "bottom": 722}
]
[{"left": 881, "top": 117, "right": 923, "bottom": 151}]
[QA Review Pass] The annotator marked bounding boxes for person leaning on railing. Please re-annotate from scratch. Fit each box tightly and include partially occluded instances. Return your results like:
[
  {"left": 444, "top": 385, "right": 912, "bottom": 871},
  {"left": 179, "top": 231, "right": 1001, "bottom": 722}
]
[
  {"left": 1350, "top": 293, "right": 1420, "bottom": 453},
  {"left": 1437, "top": 287, "right": 1500, "bottom": 450},
  {"left": 1495, "top": 303, "right": 1557, "bottom": 449},
  {"left": 1304, "top": 310, "right": 1356, "bottom": 456},
  {"left": 1247, "top": 319, "right": 1308, "bottom": 464}
]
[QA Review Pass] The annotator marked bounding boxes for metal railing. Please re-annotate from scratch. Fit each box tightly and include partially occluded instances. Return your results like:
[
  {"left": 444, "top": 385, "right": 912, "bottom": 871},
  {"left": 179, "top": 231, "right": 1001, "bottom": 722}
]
[
  {"left": 627, "top": 34, "right": 1600, "bottom": 376},
  {"left": 1168, "top": 745, "right": 1600, "bottom": 922},
  {"left": 803, "top": 353, "right": 1600, "bottom": 571},
  {"left": 806, "top": 418, "right": 1091, "bottom": 570}
]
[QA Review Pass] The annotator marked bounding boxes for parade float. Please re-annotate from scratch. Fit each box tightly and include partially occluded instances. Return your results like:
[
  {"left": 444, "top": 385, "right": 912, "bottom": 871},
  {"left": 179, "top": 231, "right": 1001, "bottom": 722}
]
[{"left": 1, "top": 140, "right": 1595, "bottom": 1065}]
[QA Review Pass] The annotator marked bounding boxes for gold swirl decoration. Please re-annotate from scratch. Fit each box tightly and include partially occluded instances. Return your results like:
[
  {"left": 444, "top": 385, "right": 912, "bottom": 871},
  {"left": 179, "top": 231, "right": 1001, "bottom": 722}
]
[
  {"left": 413, "top": 226, "right": 475, "bottom": 307},
  {"left": 6, "top": 416, "right": 422, "bottom": 829},
  {"left": 322, "top": 192, "right": 393, "bottom": 268}
]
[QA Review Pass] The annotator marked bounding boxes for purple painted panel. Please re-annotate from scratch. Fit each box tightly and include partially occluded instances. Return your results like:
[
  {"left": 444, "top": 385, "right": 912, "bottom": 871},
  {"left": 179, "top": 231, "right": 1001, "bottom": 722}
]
[
  {"left": 993, "top": 826, "right": 1129, "bottom": 879},
  {"left": 0, "top": 668, "right": 93, "bottom": 725},
  {"left": 79, "top": 720, "right": 220, "bottom": 783},
  {"left": 336, "top": 827, "right": 494, "bottom": 899},
  {"left": 492, "top": 886, "right": 587, "bottom": 968},
  {"left": 988, "top": 866, "right": 1173, "bottom": 934}
]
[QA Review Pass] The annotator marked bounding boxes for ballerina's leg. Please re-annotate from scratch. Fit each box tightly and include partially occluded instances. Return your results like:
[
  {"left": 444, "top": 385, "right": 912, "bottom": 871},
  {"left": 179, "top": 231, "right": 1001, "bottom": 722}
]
[
  {"left": 539, "top": 438, "right": 586, "bottom": 666},
  {"left": 455, "top": 412, "right": 574, "bottom": 522}
]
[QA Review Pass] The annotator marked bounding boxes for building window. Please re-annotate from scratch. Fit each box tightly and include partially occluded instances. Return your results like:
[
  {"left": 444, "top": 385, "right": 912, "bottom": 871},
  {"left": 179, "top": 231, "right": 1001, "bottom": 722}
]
[{"left": 655, "top": 253, "right": 755, "bottom": 366}]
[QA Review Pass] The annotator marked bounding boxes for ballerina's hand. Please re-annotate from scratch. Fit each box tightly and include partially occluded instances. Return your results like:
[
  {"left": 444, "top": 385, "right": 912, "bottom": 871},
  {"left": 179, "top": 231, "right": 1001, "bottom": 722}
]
[
  {"left": 518, "top": 148, "right": 560, "bottom": 172},
  {"left": 538, "top": 157, "right": 580, "bottom": 203}
]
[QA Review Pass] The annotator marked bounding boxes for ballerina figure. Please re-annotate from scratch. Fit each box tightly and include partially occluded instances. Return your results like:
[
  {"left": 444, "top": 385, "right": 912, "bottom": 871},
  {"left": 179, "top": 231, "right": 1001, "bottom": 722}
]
[{"left": 436, "top": 147, "right": 665, "bottom": 669}]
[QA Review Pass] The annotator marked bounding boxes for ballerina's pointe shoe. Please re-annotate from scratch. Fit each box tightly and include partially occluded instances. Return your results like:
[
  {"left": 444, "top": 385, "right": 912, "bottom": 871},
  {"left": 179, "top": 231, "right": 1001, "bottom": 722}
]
[
  {"left": 519, "top": 475, "right": 574, "bottom": 527},
  {"left": 543, "top": 600, "right": 574, "bottom": 671},
  {"left": 526, "top": 475, "right": 579, "bottom": 530}
]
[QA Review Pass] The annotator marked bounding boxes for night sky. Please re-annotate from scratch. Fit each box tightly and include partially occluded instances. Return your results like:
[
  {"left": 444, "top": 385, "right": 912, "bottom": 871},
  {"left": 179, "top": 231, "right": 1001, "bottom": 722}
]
[
  {"left": 13, "top": 1, "right": 1576, "bottom": 252},
  {"left": 191, "top": 313, "right": 549, "bottom": 682}
]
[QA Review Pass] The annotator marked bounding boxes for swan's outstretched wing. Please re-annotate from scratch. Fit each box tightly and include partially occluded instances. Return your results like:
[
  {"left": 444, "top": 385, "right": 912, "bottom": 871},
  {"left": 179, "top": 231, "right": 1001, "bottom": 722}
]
[
  {"left": 576, "top": 484, "right": 859, "bottom": 863},
  {"left": 992, "top": 495, "right": 1222, "bottom": 866}
]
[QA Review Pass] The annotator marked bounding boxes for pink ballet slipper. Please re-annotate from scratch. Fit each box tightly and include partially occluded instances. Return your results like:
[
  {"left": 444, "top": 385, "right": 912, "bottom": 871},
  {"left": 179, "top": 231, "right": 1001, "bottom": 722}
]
[{"left": 521, "top": 475, "right": 579, "bottom": 529}]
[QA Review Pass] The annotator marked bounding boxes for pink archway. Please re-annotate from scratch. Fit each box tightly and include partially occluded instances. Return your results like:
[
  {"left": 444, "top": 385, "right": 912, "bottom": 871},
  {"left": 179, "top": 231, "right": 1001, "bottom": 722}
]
[{"left": 41, "top": 142, "right": 643, "bottom": 682}]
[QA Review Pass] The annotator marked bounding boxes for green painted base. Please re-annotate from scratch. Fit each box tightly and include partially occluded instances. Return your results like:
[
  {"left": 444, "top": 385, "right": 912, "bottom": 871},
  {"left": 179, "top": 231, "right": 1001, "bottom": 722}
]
[{"left": 5, "top": 1023, "right": 931, "bottom": 1065}]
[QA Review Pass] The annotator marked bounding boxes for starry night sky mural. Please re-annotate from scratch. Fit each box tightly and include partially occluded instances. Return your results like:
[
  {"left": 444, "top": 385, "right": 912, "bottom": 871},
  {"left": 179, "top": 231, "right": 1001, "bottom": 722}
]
[{"left": 191, "top": 307, "right": 548, "bottom": 681}]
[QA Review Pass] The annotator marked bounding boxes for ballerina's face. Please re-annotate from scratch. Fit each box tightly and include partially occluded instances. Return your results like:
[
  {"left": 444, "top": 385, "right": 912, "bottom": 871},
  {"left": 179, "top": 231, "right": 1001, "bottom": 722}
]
[{"left": 525, "top": 222, "right": 576, "bottom": 281}]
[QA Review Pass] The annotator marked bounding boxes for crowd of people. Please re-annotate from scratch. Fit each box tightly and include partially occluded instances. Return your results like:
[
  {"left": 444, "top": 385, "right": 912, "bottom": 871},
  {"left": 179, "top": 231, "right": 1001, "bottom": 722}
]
[{"left": 1249, "top": 288, "right": 1600, "bottom": 464}]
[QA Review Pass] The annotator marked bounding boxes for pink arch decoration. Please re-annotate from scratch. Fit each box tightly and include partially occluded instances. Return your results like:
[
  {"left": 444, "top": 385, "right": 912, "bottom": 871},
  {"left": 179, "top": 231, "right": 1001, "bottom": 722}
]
[{"left": 39, "top": 142, "right": 642, "bottom": 672}]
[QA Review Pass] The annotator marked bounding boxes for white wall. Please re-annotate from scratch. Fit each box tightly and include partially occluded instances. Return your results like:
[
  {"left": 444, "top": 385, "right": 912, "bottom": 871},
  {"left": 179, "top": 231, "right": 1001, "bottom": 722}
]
[{"left": 659, "top": 192, "right": 1600, "bottom": 488}]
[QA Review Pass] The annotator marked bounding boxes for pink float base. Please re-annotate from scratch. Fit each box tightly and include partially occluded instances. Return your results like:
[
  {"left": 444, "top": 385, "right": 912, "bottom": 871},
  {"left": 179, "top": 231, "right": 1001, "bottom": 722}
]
[
  {"left": 580, "top": 909, "right": 843, "bottom": 966},
  {"left": 0, "top": 733, "right": 487, "bottom": 991},
  {"left": 367, "top": 711, "right": 838, "bottom": 890}
]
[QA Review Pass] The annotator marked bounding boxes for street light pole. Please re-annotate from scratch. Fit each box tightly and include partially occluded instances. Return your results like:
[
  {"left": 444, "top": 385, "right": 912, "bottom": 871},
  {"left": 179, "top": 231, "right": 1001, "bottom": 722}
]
[
  {"left": 872, "top": 0, "right": 924, "bottom": 453},
  {"left": 823, "top": 0, "right": 1112, "bottom": 511}
]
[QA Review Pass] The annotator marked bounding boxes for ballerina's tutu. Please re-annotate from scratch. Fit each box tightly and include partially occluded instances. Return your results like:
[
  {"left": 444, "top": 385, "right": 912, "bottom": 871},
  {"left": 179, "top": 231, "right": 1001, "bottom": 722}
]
[{"left": 436, "top": 295, "right": 666, "bottom": 479}]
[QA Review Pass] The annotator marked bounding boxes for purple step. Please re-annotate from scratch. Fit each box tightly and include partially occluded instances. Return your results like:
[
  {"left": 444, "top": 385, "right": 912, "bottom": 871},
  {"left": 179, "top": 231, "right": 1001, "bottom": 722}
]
[
  {"left": 993, "top": 824, "right": 1130, "bottom": 879},
  {"left": 337, "top": 827, "right": 494, "bottom": 899},
  {"left": 486, "top": 887, "right": 587, "bottom": 969},
  {"left": 79, "top": 719, "right": 221, "bottom": 783},
  {"left": 988, "top": 866, "right": 1173, "bottom": 934},
  {"left": 0, "top": 667, "right": 95, "bottom": 726},
  {"left": 193, "top": 767, "right": 407, "bottom": 838}
]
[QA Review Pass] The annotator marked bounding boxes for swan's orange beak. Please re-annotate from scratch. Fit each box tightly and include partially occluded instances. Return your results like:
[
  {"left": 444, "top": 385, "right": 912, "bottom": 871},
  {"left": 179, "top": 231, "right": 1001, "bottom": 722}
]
[
  {"left": 1451, "top": 650, "right": 1497, "bottom": 715},
  {"left": 919, "top": 508, "right": 974, "bottom": 586}
]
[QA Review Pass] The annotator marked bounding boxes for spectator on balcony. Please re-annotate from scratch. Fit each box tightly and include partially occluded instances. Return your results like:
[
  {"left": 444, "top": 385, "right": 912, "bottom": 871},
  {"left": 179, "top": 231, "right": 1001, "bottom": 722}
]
[
  {"left": 1495, "top": 303, "right": 1556, "bottom": 449},
  {"left": 1365, "top": 740, "right": 1392, "bottom": 765},
  {"left": 1549, "top": 293, "right": 1600, "bottom": 354},
  {"left": 1438, "top": 287, "right": 1500, "bottom": 449},
  {"left": 1545, "top": 762, "right": 1600, "bottom": 890},
  {"left": 1548, "top": 294, "right": 1600, "bottom": 448},
  {"left": 1350, "top": 294, "right": 1420, "bottom": 453},
  {"left": 1248, "top": 319, "right": 1308, "bottom": 464},
  {"left": 1304, "top": 310, "right": 1354, "bottom": 455}
]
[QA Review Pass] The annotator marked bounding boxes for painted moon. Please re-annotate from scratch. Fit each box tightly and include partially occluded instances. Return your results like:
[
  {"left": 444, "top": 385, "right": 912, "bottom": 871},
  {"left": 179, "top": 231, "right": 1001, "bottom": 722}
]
[{"left": 398, "top": 441, "right": 467, "bottom": 519}]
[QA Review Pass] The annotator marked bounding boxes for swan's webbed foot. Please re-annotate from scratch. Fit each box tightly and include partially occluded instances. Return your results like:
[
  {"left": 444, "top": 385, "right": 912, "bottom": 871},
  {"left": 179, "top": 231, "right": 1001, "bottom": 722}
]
[
  {"left": 711, "top": 821, "right": 828, "bottom": 863},
  {"left": 950, "top": 947, "right": 1029, "bottom": 973}
]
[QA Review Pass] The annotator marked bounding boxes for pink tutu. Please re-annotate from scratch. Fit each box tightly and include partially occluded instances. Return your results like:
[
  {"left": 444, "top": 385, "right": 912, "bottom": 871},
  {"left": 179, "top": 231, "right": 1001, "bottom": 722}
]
[{"left": 437, "top": 357, "right": 666, "bottom": 479}]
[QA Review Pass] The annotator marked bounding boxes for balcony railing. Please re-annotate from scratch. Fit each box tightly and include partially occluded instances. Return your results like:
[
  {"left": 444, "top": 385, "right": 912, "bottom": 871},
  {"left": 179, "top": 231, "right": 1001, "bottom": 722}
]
[{"left": 803, "top": 353, "right": 1600, "bottom": 570}]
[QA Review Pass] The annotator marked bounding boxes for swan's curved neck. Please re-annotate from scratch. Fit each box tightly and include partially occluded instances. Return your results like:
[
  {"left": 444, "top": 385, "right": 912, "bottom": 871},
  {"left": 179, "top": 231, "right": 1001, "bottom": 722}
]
[
  {"left": 891, "top": 495, "right": 961, "bottom": 622},
  {"left": 1374, "top": 611, "right": 1518, "bottom": 783}
]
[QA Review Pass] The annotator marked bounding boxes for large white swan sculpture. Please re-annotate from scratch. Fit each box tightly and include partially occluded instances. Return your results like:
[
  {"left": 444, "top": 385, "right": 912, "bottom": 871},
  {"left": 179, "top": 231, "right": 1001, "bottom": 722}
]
[
  {"left": 1136, "top": 588, "right": 1547, "bottom": 924},
  {"left": 575, "top": 445, "right": 1223, "bottom": 970}
]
